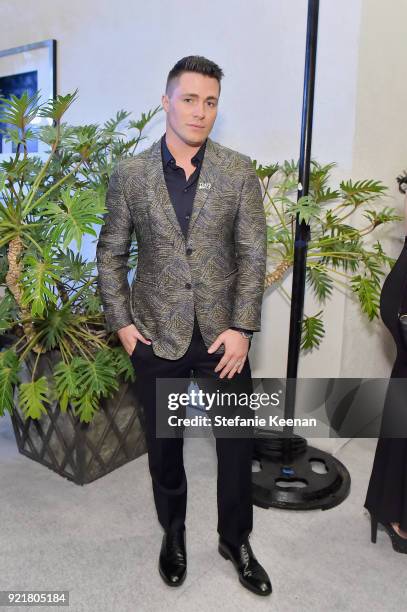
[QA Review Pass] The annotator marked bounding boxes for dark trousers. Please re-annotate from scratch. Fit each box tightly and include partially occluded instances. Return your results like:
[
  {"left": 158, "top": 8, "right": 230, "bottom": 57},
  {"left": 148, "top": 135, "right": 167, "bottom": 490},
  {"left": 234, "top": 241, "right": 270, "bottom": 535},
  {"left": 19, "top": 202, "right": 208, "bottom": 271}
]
[{"left": 131, "top": 315, "right": 254, "bottom": 547}]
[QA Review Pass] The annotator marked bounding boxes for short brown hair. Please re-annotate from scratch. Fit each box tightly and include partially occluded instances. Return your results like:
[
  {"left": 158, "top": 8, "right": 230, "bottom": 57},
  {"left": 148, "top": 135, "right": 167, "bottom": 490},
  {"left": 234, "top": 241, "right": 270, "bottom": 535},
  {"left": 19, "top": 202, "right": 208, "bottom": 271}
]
[{"left": 166, "top": 55, "right": 224, "bottom": 95}]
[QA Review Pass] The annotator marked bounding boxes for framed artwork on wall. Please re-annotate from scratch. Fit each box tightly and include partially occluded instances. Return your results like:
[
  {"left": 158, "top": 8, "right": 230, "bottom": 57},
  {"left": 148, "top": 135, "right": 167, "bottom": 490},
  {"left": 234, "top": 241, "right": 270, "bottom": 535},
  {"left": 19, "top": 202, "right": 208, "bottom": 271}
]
[{"left": 0, "top": 39, "right": 57, "bottom": 159}]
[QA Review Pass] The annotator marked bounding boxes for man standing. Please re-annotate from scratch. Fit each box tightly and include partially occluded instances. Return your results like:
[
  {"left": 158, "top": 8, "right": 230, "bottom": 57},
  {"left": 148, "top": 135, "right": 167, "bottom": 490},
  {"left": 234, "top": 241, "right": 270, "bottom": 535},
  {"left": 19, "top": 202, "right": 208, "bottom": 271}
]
[{"left": 96, "top": 56, "right": 271, "bottom": 596}]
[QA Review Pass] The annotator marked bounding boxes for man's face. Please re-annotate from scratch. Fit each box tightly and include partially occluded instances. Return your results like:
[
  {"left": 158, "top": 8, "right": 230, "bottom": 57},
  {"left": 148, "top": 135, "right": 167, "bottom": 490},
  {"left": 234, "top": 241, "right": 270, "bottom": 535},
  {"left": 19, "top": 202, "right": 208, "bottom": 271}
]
[{"left": 162, "top": 71, "right": 219, "bottom": 146}]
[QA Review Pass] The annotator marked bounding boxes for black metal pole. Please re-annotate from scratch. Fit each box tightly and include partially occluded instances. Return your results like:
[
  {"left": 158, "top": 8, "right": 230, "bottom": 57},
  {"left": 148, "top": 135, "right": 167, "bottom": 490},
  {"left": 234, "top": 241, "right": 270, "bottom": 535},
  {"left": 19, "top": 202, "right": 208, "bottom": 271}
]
[
  {"left": 282, "top": 0, "right": 319, "bottom": 463},
  {"left": 252, "top": 0, "right": 351, "bottom": 509}
]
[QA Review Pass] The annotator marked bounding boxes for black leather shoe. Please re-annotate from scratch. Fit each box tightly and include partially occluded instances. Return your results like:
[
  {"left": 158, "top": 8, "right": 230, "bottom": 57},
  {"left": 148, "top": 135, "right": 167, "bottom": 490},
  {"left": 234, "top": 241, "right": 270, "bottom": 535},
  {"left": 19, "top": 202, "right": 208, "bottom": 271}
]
[
  {"left": 159, "top": 526, "right": 187, "bottom": 586},
  {"left": 218, "top": 536, "right": 272, "bottom": 596}
]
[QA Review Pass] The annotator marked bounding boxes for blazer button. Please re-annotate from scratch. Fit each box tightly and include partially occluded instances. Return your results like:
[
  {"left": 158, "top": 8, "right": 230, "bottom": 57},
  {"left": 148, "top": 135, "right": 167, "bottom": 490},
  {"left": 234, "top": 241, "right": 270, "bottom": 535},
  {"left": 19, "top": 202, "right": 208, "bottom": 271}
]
[
  {"left": 185, "top": 282, "right": 192, "bottom": 289},
  {"left": 186, "top": 248, "right": 193, "bottom": 255}
]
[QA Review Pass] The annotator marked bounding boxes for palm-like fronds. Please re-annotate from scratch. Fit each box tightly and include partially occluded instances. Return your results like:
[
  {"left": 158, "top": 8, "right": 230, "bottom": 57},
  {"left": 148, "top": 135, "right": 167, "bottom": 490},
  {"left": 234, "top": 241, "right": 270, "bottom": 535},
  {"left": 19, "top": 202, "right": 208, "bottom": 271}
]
[
  {"left": 128, "top": 105, "right": 162, "bottom": 132},
  {"left": 53, "top": 350, "right": 120, "bottom": 423},
  {"left": 340, "top": 179, "right": 386, "bottom": 207},
  {"left": 0, "top": 349, "right": 20, "bottom": 416},
  {"left": 19, "top": 377, "right": 50, "bottom": 419},
  {"left": 306, "top": 265, "right": 333, "bottom": 301},
  {"left": 257, "top": 158, "right": 395, "bottom": 351},
  {"left": 301, "top": 312, "right": 325, "bottom": 350},
  {"left": 0, "top": 90, "right": 160, "bottom": 421},
  {"left": 0, "top": 90, "right": 41, "bottom": 128},
  {"left": 39, "top": 188, "right": 105, "bottom": 249},
  {"left": 103, "top": 110, "right": 132, "bottom": 135},
  {"left": 20, "top": 246, "right": 61, "bottom": 316},
  {"left": 350, "top": 276, "right": 381, "bottom": 320},
  {"left": 38, "top": 89, "right": 79, "bottom": 122}
]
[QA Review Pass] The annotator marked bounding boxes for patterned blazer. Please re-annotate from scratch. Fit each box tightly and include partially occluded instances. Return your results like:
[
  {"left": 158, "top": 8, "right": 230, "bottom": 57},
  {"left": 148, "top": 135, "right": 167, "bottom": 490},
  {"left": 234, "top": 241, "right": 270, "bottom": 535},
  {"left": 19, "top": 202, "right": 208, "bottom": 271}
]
[{"left": 96, "top": 136, "right": 267, "bottom": 359}]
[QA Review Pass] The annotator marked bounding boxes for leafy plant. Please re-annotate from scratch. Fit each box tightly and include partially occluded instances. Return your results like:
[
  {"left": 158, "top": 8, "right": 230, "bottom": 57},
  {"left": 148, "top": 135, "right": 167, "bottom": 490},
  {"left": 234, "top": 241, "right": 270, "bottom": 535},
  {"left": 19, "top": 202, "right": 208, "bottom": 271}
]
[
  {"left": 255, "top": 159, "right": 400, "bottom": 350},
  {"left": 0, "top": 89, "right": 161, "bottom": 421}
]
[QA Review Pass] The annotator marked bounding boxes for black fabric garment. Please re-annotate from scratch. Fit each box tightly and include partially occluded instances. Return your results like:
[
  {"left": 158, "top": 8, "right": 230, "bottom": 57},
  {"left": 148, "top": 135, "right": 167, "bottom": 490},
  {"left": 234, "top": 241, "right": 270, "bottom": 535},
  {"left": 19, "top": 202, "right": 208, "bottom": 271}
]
[
  {"left": 131, "top": 315, "right": 254, "bottom": 546},
  {"left": 364, "top": 236, "right": 407, "bottom": 531},
  {"left": 161, "top": 133, "right": 206, "bottom": 238},
  {"left": 160, "top": 132, "right": 252, "bottom": 337}
]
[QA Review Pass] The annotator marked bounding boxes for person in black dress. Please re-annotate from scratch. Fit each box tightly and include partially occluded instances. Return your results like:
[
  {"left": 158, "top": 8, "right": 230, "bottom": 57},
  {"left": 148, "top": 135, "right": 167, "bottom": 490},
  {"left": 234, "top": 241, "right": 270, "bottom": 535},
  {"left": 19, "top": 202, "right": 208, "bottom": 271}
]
[{"left": 364, "top": 182, "right": 407, "bottom": 553}]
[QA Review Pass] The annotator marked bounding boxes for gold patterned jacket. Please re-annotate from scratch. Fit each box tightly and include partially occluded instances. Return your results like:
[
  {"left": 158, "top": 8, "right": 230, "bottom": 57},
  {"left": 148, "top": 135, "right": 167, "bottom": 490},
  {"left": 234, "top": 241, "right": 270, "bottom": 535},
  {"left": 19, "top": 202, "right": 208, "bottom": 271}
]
[{"left": 96, "top": 137, "right": 267, "bottom": 359}]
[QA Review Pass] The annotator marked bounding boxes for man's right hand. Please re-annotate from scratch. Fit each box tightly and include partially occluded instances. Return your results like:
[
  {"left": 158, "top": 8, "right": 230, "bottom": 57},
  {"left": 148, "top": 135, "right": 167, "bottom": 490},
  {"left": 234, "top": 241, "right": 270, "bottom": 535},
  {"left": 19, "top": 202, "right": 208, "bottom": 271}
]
[{"left": 117, "top": 324, "right": 152, "bottom": 356}]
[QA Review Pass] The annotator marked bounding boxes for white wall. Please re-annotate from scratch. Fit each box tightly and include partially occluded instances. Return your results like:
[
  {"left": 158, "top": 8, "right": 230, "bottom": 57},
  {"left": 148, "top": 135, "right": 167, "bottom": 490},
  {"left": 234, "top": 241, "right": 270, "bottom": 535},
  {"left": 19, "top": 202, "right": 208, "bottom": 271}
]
[
  {"left": 3, "top": 0, "right": 401, "bottom": 385},
  {"left": 340, "top": 0, "right": 407, "bottom": 378}
]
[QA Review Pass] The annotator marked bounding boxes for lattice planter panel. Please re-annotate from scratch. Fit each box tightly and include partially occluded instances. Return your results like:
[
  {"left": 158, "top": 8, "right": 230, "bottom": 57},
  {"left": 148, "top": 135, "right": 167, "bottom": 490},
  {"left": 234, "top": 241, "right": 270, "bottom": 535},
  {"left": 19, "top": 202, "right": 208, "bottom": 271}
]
[{"left": 10, "top": 349, "right": 147, "bottom": 485}]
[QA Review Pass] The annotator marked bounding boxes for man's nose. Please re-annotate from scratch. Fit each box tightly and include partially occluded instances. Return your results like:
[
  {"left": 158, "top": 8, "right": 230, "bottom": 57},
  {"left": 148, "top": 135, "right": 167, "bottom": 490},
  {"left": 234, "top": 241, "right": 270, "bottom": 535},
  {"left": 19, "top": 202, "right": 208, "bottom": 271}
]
[{"left": 193, "top": 104, "right": 205, "bottom": 119}]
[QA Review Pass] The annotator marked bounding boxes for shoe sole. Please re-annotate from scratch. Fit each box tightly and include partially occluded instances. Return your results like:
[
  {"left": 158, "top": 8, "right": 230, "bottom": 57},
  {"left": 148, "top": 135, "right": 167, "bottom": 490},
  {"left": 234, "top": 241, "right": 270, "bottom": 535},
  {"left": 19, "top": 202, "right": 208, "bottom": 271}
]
[
  {"left": 218, "top": 543, "right": 272, "bottom": 596},
  {"left": 158, "top": 563, "right": 187, "bottom": 587}
]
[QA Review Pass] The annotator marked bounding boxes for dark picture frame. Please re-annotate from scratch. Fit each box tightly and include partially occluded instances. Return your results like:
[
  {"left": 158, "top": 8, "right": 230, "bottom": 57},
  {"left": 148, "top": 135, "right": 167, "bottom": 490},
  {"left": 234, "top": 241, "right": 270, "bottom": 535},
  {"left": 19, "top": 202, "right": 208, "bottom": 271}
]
[{"left": 0, "top": 39, "right": 57, "bottom": 158}]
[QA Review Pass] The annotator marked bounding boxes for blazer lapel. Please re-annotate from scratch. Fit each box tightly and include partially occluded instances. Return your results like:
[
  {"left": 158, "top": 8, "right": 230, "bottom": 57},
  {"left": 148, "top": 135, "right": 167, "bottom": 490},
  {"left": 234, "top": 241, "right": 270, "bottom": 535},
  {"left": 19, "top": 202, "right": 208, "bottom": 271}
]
[
  {"left": 186, "top": 137, "right": 222, "bottom": 239},
  {"left": 146, "top": 139, "right": 183, "bottom": 237},
  {"left": 146, "top": 136, "right": 223, "bottom": 241}
]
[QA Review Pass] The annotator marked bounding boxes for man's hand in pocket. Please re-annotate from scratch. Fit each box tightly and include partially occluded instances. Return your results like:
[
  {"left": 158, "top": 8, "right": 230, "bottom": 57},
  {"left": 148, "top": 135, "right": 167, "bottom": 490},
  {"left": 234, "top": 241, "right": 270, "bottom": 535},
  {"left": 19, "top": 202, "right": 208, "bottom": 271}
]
[{"left": 117, "top": 324, "right": 151, "bottom": 356}]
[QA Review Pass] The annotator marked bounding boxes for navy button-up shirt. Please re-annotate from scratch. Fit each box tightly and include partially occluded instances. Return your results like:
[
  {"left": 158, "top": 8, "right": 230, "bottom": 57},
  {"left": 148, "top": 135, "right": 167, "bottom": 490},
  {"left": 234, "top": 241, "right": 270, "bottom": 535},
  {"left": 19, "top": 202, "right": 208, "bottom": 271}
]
[{"left": 161, "top": 133, "right": 206, "bottom": 238}]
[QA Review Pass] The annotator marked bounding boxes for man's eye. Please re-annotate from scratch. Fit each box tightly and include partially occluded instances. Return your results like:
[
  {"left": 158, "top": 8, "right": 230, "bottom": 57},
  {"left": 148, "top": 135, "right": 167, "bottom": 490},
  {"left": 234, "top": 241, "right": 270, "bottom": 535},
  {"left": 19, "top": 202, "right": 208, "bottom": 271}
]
[{"left": 184, "top": 98, "right": 192, "bottom": 102}]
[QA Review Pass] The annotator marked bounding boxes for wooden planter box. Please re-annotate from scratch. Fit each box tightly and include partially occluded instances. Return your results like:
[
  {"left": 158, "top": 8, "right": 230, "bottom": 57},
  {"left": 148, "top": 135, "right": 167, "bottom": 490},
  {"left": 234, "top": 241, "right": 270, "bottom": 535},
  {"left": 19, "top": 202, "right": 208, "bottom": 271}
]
[{"left": 10, "top": 348, "right": 147, "bottom": 485}]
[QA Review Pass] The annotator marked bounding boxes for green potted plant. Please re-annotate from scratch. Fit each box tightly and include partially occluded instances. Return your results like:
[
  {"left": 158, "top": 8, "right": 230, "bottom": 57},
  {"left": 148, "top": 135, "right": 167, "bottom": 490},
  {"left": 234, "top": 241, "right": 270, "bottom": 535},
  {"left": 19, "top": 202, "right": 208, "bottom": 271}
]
[
  {"left": 0, "top": 89, "right": 161, "bottom": 484},
  {"left": 254, "top": 159, "right": 400, "bottom": 349}
]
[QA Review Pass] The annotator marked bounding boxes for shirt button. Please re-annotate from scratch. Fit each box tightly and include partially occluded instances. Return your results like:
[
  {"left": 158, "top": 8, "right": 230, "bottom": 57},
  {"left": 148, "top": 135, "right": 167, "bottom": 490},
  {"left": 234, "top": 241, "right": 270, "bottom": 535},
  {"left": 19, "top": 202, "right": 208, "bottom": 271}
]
[
  {"left": 185, "top": 282, "right": 192, "bottom": 290},
  {"left": 186, "top": 248, "right": 193, "bottom": 255},
  {"left": 185, "top": 215, "right": 190, "bottom": 220},
  {"left": 183, "top": 188, "right": 188, "bottom": 192}
]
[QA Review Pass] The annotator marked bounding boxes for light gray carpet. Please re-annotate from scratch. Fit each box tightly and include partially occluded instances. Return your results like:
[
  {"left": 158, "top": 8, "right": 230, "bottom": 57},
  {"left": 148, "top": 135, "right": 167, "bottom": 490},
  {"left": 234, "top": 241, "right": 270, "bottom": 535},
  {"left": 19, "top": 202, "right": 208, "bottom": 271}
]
[{"left": 0, "top": 415, "right": 405, "bottom": 612}]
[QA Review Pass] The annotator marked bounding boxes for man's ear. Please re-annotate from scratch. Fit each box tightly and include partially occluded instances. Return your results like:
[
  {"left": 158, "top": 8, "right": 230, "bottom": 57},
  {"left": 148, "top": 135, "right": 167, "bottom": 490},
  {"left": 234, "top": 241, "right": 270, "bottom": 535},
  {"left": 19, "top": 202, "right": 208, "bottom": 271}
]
[{"left": 161, "top": 94, "right": 169, "bottom": 113}]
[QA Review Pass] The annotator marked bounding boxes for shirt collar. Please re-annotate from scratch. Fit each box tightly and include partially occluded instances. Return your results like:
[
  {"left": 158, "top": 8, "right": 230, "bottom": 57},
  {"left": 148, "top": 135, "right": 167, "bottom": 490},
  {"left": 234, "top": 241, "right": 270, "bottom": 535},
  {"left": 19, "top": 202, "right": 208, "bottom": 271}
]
[{"left": 161, "top": 133, "right": 207, "bottom": 168}]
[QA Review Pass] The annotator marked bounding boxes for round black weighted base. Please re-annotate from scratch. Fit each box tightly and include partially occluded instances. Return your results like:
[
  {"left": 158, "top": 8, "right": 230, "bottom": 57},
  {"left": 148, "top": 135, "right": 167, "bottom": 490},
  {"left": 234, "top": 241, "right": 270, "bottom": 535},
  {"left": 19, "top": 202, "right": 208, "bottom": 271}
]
[{"left": 252, "top": 434, "right": 351, "bottom": 510}]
